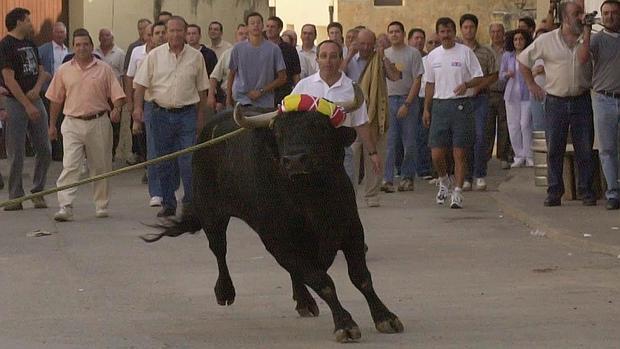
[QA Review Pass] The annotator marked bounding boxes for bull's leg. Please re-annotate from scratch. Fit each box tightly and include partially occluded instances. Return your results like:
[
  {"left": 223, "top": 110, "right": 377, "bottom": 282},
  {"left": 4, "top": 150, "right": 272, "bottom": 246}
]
[
  {"left": 204, "top": 217, "right": 235, "bottom": 306},
  {"left": 291, "top": 274, "right": 319, "bottom": 317},
  {"left": 342, "top": 236, "right": 404, "bottom": 334}
]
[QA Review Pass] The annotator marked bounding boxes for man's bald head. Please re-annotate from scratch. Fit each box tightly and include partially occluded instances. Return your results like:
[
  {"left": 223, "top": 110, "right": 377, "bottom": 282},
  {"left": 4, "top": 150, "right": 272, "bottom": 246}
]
[
  {"left": 98, "top": 28, "right": 114, "bottom": 48},
  {"left": 357, "top": 29, "right": 376, "bottom": 59},
  {"left": 52, "top": 22, "right": 67, "bottom": 45}
]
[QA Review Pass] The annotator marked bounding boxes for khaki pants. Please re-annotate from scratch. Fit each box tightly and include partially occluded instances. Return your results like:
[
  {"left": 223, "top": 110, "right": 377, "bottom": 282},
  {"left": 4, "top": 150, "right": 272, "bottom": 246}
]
[
  {"left": 351, "top": 125, "right": 387, "bottom": 200},
  {"left": 57, "top": 116, "right": 113, "bottom": 210}
]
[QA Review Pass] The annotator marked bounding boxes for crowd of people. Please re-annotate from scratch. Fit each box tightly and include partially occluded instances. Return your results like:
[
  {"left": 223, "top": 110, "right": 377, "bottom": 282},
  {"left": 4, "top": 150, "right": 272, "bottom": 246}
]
[{"left": 0, "top": 0, "right": 619, "bottom": 221}]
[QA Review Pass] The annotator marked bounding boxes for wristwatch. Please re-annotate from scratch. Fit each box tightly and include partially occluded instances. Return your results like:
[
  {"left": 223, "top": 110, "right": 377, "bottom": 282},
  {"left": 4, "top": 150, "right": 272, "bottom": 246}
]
[
  {"left": 259, "top": 88, "right": 265, "bottom": 95},
  {"left": 403, "top": 101, "right": 411, "bottom": 107}
]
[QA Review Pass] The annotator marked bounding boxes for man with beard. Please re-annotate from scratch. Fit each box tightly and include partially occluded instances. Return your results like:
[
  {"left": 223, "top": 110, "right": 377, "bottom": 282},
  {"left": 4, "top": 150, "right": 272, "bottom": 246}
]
[
  {"left": 519, "top": 0, "right": 596, "bottom": 207},
  {"left": 578, "top": 0, "right": 620, "bottom": 209}
]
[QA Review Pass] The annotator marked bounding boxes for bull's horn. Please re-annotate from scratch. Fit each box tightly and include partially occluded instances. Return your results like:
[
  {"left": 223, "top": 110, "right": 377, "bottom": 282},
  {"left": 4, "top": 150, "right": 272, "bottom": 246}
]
[
  {"left": 335, "top": 83, "right": 365, "bottom": 113},
  {"left": 233, "top": 103, "right": 278, "bottom": 129}
]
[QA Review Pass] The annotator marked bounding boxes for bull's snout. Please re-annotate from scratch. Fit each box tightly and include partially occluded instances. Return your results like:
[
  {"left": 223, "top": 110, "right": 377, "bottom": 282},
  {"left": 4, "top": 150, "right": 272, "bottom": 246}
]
[{"left": 281, "top": 154, "right": 311, "bottom": 176}]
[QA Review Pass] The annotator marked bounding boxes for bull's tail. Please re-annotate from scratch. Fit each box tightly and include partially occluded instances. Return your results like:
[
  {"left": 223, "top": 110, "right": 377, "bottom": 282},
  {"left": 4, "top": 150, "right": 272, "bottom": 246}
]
[{"left": 140, "top": 214, "right": 203, "bottom": 243}]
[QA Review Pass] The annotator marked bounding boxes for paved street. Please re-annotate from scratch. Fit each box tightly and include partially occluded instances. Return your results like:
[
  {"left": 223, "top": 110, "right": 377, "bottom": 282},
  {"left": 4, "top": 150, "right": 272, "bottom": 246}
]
[{"left": 1, "top": 159, "right": 619, "bottom": 348}]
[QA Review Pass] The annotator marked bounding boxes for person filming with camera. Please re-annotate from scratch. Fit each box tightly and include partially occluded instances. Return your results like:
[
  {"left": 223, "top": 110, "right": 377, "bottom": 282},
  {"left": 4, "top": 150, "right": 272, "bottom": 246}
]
[{"left": 578, "top": 0, "right": 620, "bottom": 210}]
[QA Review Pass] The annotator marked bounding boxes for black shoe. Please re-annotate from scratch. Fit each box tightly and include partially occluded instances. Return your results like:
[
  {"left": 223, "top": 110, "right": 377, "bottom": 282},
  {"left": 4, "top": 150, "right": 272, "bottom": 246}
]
[
  {"left": 582, "top": 197, "right": 597, "bottom": 206},
  {"left": 157, "top": 207, "right": 176, "bottom": 217},
  {"left": 141, "top": 172, "right": 148, "bottom": 184},
  {"left": 0, "top": 174, "right": 4, "bottom": 190},
  {"left": 544, "top": 196, "right": 561, "bottom": 207},
  {"left": 606, "top": 198, "right": 620, "bottom": 210},
  {"left": 3, "top": 202, "right": 23, "bottom": 211}
]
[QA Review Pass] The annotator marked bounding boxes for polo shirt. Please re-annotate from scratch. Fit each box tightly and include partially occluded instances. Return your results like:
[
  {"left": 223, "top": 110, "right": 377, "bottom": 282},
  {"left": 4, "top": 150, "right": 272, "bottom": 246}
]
[{"left": 94, "top": 45, "right": 125, "bottom": 81}]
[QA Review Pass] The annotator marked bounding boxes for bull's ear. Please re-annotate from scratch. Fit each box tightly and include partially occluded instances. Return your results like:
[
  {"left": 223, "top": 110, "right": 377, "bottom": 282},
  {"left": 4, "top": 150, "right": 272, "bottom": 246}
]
[{"left": 337, "top": 127, "right": 357, "bottom": 148}]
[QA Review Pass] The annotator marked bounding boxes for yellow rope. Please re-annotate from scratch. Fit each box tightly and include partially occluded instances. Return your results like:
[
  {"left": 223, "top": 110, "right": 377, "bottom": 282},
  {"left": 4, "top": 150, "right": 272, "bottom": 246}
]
[{"left": 0, "top": 128, "right": 247, "bottom": 208}]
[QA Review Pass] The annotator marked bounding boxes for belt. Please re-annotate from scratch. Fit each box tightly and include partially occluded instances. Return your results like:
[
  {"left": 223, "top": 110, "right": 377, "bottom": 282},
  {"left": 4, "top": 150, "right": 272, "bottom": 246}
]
[
  {"left": 546, "top": 92, "right": 589, "bottom": 100},
  {"left": 153, "top": 102, "right": 194, "bottom": 113},
  {"left": 70, "top": 110, "right": 108, "bottom": 120},
  {"left": 596, "top": 90, "right": 620, "bottom": 99}
]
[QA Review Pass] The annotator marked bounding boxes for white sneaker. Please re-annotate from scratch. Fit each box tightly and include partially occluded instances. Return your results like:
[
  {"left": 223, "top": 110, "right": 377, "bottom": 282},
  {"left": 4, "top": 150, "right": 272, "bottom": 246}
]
[
  {"left": 462, "top": 180, "right": 472, "bottom": 191},
  {"left": 149, "top": 196, "right": 163, "bottom": 207},
  {"left": 525, "top": 158, "right": 534, "bottom": 167},
  {"left": 474, "top": 177, "right": 487, "bottom": 191},
  {"left": 436, "top": 179, "right": 450, "bottom": 205},
  {"left": 54, "top": 206, "right": 73, "bottom": 222},
  {"left": 511, "top": 158, "right": 525, "bottom": 168},
  {"left": 450, "top": 189, "right": 463, "bottom": 209},
  {"left": 95, "top": 208, "right": 109, "bottom": 218}
]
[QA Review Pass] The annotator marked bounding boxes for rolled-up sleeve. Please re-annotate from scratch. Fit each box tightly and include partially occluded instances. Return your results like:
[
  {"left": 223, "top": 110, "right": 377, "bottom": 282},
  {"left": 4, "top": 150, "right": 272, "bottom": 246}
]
[
  {"left": 107, "top": 67, "right": 126, "bottom": 102},
  {"left": 517, "top": 41, "right": 542, "bottom": 68},
  {"left": 133, "top": 53, "right": 151, "bottom": 88}
]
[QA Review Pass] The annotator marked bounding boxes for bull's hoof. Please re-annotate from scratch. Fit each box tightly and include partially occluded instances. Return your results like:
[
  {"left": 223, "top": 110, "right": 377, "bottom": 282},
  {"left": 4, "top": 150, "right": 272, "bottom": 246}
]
[
  {"left": 214, "top": 277, "right": 235, "bottom": 306},
  {"left": 334, "top": 326, "right": 362, "bottom": 343},
  {"left": 296, "top": 300, "right": 320, "bottom": 317},
  {"left": 375, "top": 315, "right": 404, "bottom": 333}
]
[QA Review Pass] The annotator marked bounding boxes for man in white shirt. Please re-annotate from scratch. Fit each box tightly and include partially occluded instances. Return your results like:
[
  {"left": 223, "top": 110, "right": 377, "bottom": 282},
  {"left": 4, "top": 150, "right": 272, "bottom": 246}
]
[
  {"left": 292, "top": 40, "right": 381, "bottom": 178},
  {"left": 208, "top": 24, "right": 248, "bottom": 112},
  {"left": 423, "top": 17, "right": 484, "bottom": 209},
  {"left": 298, "top": 24, "right": 319, "bottom": 78}
]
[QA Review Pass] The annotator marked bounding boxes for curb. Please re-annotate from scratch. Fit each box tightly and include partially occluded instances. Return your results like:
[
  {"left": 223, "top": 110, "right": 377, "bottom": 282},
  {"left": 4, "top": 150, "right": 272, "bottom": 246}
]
[{"left": 491, "top": 178, "right": 620, "bottom": 258}]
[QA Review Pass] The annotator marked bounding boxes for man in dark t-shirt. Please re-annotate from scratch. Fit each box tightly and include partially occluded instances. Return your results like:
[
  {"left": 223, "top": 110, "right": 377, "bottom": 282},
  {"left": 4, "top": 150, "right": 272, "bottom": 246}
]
[
  {"left": 0, "top": 7, "right": 51, "bottom": 210},
  {"left": 265, "top": 16, "right": 301, "bottom": 105}
]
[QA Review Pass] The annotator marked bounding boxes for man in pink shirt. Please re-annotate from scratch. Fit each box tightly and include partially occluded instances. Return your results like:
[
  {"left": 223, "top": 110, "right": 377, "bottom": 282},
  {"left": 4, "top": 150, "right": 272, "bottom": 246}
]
[{"left": 46, "top": 28, "right": 126, "bottom": 221}]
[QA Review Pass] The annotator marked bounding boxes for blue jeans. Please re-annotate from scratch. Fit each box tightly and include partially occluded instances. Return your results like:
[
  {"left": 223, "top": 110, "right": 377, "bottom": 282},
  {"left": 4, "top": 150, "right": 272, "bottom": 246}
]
[
  {"left": 545, "top": 94, "right": 594, "bottom": 199},
  {"left": 149, "top": 103, "right": 197, "bottom": 209},
  {"left": 384, "top": 95, "right": 417, "bottom": 182},
  {"left": 415, "top": 98, "right": 432, "bottom": 176},
  {"left": 592, "top": 92, "right": 620, "bottom": 200},
  {"left": 144, "top": 102, "right": 180, "bottom": 199},
  {"left": 466, "top": 94, "right": 489, "bottom": 180},
  {"left": 530, "top": 97, "right": 546, "bottom": 131}
]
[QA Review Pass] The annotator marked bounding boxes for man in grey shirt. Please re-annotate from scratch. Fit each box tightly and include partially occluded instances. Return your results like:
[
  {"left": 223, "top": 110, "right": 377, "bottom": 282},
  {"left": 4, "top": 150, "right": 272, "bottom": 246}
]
[
  {"left": 227, "top": 12, "right": 286, "bottom": 109},
  {"left": 579, "top": 0, "right": 620, "bottom": 210}
]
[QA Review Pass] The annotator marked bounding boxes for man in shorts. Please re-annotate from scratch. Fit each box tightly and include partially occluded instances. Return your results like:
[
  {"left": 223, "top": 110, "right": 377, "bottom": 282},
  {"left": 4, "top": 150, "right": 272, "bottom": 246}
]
[{"left": 423, "top": 17, "right": 484, "bottom": 209}]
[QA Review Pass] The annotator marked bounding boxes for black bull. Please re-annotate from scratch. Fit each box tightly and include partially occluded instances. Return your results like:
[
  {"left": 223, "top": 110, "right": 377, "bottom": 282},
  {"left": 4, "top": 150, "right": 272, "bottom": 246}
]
[{"left": 143, "top": 107, "right": 404, "bottom": 342}]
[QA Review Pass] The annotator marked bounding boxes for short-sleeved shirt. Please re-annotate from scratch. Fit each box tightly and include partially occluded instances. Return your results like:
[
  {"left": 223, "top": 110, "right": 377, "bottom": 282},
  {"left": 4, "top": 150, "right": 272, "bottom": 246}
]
[
  {"left": 206, "top": 40, "right": 233, "bottom": 59},
  {"left": 419, "top": 55, "right": 429, "bottom": 98},
  {"left": 468, "top": 42, "right": 496, "bottom": 96},
  {"left": 124, "top": 39, "right": 143, "bottom": 72},
  {"left": 590, "top": 29, "right": 620, "bottom": 93},
  {"left": 384, "top": 45, "right": 424, "bottom": 96},
  {"left": 275, "top": 40, "right": 302, "bottom": 103},
  {"left": 197, "top": 44, "right": 218, "bottom": 76},
  {"left": 45, "top": 58, "right": 125, "bottom": 116},
  {"left": 94, "top": 45, "right": 125, "bottom": 82},
  {"left": 517, "top": 29, "right": 592, "bottom": 97},
  {"left": 229, "top": 40, "right": 286, "bottom": 108},
  {"left": 298, "top": 45, "right": 318, "bottom": 78},
  {"left": 345, "top": 53, "right": 368, "bottom": 83},
  {"left": 489, "top": 45, "right": 506, "bottom": 92},
  {"left": 424, "top": 43, "right": 483, "bottom": 100},
  {"left": 133, "top": 43, "right": 210, "bottom": 109},
  {"left": 210, "top": 47, "right": 231, "bottom": 85},
  {"left": 292, "top": 72, "right": 369, "bottom": 128},
  {"left": 0, "top": 35, "right": 41, "bottom": 97},
  {"left": 126, "top": 44, "right": 147, "bottom": 78}
]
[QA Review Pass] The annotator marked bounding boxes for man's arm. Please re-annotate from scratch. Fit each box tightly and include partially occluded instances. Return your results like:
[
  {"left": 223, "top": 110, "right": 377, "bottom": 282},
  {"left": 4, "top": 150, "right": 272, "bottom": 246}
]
[
  {"left": 123, "top": 75, "right": 134, "bottom": 106},
  {"left": 354, "top": 123, "right": 382, "bottom": 175},
  {"left": 247, "top": 70, "right": 287, "bottom": 101},
  {"left": 397, "top": 75, "right": 422, "bottom": 118},
  {"left": 423, "top": 82, "right": 435, "bottom": 128},
  {"left": 28, "top": 65, "right": 50, "bottom": 99},
  {"left": 382, "top": 56, "right": 402, "bottom": 81},
  {"left": 132, "top": 84, "right": 146, "bottom": 122},
  {"left": 48, "top": 101, "right": 63, "bottom": 140},
  {"left": 454, "top": 76, "right": 485, "bottom": 96},
  {"left": 226, "top": 69, "right": 236, "bottom": 107},
  {"left": 577, "top": 25, "right": 592, "bottom": 65},
  {"left": 1, "top": 68, "right": 40, "bottom": 120},
  {"left": 519, "top": 62, "right": 545, "bottom": 101}
]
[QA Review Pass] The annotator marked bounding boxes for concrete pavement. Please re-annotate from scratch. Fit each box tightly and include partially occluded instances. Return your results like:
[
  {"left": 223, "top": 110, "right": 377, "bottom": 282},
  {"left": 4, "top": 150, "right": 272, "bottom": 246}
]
[{"left": 0, "top": 158, "right": 619, "bottom": 348}]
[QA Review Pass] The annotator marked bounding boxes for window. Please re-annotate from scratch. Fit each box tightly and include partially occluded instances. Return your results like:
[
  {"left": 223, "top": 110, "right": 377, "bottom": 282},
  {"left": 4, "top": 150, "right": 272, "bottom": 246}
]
[{"left": 374, "top": 0, "right": 403, "bottom": 6}]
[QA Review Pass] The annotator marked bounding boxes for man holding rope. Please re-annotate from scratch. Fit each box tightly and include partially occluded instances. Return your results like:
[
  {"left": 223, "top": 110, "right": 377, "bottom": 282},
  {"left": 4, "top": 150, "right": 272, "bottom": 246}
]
[{"left": 47, "top": 28, "right": 125, "bottom": 221}]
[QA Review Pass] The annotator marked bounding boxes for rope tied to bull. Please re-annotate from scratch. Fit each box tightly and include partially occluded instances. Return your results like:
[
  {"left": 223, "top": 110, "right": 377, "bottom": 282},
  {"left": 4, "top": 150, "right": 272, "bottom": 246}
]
[{"left": 0, "top": 127, "right": 247, "bottom": 208}]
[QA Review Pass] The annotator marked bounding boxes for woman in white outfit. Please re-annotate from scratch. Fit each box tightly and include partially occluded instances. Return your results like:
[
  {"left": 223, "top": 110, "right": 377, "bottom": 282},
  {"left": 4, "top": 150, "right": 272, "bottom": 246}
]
[{"left": 500, "top": 29, "right": 534, "bottom": 167}]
